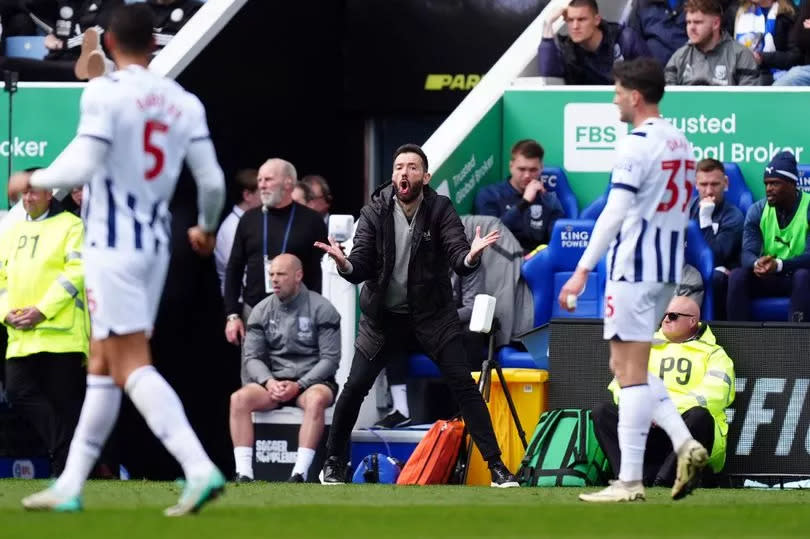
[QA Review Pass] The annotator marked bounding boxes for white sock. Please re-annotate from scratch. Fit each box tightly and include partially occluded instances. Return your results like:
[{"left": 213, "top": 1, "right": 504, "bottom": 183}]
[
  {"left": 292, "top": 447, "right": 316, "bottom": 479},
  {"left": 617, "top": 384, "right": 653, "bottom": 483},
  {"left": 233, "top": 446, "right": 254, "bottom": 479},
  {"left": 390, "top": 384, "right": 409, "bottom": 417},
  {"left": 53, "top": 375, "right": 122, "bottom": 498},
  {"left": 125, "top": 365, "right": 214, "bottom": 480},
  {"left": 648, "top": 373, "right": 692, "bottom": 452}
]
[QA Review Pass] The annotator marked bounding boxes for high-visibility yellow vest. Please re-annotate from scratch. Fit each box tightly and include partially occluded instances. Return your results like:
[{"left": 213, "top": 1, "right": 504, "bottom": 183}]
[
  {"left": 0, "top": 211, "right": 89, "bottom": 359},
  {"left": 609, "top": 325, "right": 735, "bottom": 472}
]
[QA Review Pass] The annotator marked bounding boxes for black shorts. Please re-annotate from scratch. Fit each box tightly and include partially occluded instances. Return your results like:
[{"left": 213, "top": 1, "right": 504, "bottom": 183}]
[{"left": 254, "top": 377, "right": 338, "bottom": 408}]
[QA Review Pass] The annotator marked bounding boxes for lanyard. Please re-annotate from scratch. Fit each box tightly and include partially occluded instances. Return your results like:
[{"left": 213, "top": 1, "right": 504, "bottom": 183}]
[{"left": 263, "top": 204, "right": 296, "bottom": 259}]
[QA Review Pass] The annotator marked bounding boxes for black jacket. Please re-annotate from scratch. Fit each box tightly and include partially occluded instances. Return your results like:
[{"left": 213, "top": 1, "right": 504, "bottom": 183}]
[{"left": 343, "top": 183, "right": 476, "bottom": 360}]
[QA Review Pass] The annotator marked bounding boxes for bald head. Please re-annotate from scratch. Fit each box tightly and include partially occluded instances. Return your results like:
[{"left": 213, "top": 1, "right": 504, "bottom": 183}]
[
  {"left": 269, "top": 254, "right": 303, "bottom": 301},
  {"left": 257, "top": 158, "right": 297, "bottom": 208},
  {"left": 661, "top": 296, "right": 701, "bottom": 342}
]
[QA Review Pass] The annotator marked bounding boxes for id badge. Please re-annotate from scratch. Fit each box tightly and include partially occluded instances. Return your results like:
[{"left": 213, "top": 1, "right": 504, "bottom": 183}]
[{"left": 264, "top": 255, "right": 273, "bottom": 294}]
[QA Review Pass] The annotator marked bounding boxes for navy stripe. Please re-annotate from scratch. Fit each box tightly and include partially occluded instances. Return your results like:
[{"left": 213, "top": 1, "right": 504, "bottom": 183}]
[
  {"left": 669, "top": 230, "right": 679, "bottom": 282},
  {"left": 654, "top": 227, "right": 663, "bottom": 282},
  {"left": 190, "top": 135, "right": 210, "bottom": 143},
  {"left": 609, "top": 230, "right": 621, "bottom": 281},
  {"left": 633, "top": 219, "right": 648, "bottom": 282},
  {"left": 611, "top": 182, "right": 639, "bottom": 193},
  {"left": 105, "top": 179, "right": 116, "bottom": 248},
  {"left": 631, "top": 132, "right": 647, "bottom": 138},
  {"left": 150, "top": 202, "right": 160, "bottom": 252},
  {"left": 127, "top": 194, "right": 142, "bottom": 250},
  {"left": 80, "top": 133, "right": 112, "bottom": 145}
]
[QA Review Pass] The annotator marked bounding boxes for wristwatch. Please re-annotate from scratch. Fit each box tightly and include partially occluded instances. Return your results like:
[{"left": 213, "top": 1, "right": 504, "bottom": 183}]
[{"left": 226, "top": 314, "right": 240, "bottom": 322}]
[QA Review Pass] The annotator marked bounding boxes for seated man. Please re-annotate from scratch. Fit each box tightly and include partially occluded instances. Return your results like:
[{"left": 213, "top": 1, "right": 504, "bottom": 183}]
[
  {"left": 592, "top": 296, "right": 735, "bottom": 486},
  {"left": 538, "top": 0, "right": 650, "bottom": 85},
  {"left": 229, "top": 254, "right": 341, "bottom": 482},
  {"left": 685, "top": 158, "right": 744, "bottom": 320},
  {"left": 665, "top": 0, "right": 760, "bottom": 85},
  {"left": 727, "top": 151, "right": 810, "bottom": 321},
  {"left": 627, "top": 0, "right": 689, "bottom": 66},
  {"left": 474, "top": 139, "right": 564, "bottom": 253}
]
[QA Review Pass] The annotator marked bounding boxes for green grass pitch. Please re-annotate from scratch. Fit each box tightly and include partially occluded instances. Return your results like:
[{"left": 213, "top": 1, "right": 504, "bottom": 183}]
[{"left": 1, "top": 480, "right": 809, "bottom": 538}]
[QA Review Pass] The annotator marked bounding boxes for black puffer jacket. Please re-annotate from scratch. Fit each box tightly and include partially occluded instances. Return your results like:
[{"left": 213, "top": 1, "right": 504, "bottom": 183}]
[{"left": 343, "top": 183, "right": 476, "bottom": 360}]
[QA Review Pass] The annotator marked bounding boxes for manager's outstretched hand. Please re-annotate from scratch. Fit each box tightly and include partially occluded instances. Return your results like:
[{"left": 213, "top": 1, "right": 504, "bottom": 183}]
[
  {"left": 314, "top": 237, "right": 349, "bottom": 272},
  {"left": 468, "top": 226, "right": 500, "bottom": 264}
]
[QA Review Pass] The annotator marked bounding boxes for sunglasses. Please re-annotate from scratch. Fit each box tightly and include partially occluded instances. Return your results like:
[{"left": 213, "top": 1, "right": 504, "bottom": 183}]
[{"left": 664, "top": 312, "right": 696, "bottom": 321}]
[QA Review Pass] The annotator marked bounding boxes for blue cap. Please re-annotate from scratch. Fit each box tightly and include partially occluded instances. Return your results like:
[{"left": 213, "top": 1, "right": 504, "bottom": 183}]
[{"left": 764, "top": 151, "right": 799, "bottom": 183}]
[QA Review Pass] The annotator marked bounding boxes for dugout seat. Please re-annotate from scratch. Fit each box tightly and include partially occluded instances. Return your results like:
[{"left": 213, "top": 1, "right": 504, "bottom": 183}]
[
  {"left": 718, "top": 162, "right": 754, "bottom": 217},
  {"left": 797, "top": 164, "right": 810, "bottom": 194},
  {"left": 684, "top": 220, "right": 715, "bottom": 320},
  {"left": 541, "top": 166, "right": 578, "bottom": 218}
]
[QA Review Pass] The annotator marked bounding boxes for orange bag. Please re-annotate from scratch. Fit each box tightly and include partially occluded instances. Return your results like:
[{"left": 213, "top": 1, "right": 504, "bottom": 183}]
[{"left": 396, "top": 418, "right": 465, "bottom": 485}]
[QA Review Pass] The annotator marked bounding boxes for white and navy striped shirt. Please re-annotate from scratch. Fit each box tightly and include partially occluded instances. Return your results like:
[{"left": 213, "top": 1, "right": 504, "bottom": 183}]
[
  {"left": 607, "top": 118, "right": 696, "bottom": 284},
  {"left": 77, "top": 65, "right": 212, "bottom": 252}
]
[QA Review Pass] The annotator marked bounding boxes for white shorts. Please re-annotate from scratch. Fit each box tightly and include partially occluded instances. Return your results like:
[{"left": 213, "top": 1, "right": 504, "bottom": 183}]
[
  {"left": 84, "top": 247, "right": 170, "bottom": 339},
  {"left": 603, "top": 280, "right": 676, "bottom": 342}
]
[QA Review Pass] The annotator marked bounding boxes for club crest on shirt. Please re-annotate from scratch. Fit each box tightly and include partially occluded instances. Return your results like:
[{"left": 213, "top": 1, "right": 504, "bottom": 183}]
[{"left": 530, "top": 204, "right": 543, "bottom": 220}]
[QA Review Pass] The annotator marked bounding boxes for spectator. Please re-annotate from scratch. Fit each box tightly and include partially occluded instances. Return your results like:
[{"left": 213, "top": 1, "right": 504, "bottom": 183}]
[
  {"left": 0, "top": 182, "right": 89, "bottom": 476},
  {"left": 538, "top": 0, "right": 650, "bottom": 85},
  {"left": 224, "top": 158, "right": 327, "bottom": 346},
  {"left": 300, "top": 174, "right": 333, "bottom": 225},
  {"left": 0, "top": 0, "right": 123, "bottom": 81},
  {"left": 688, "top": 158, "right": 745, "bottom": 320},
  {"left": 229, "top": 254, "right": 340, "bottom": 482},
  {"left": 291, "top": 181, "right": 311, "bottom": 207},
  {"left": 773, "top": 0, "right": 810, "bottom": 86},
  {"left": 727, "top": 151, "right": 810, "bottom": 321},
  {"left": 374, "top": 247, "right": 487, "bottom": 429},
  {"left": 474, "top": 139, "right": 564, "bottom": 253},
  {"left": 666, "top": 0, "right": 760, "bottom": 85},
  {"left": 734, "top": 0, "right": 796, "bottom": 84},
  {"left": 628, "top": 0, "right": 689, "bottom": 66},
  {"left": 214, "top": 168, "right": 260, "bottom": 296},
  {"left": 592, "top": 296, "right": 735, "bottom": 486}
]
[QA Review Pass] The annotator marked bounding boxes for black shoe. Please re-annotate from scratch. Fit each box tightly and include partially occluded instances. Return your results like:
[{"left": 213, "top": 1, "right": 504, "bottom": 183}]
[
  {"left": 489, "top": 460, "right": 519, "bottom": 488},
  {"left": 319, "top": 456, "right": 348, "bottom": 485},
  {"left": 288, "top": 473, "right": 305, "bottom": 483},
  {"left": 234, "top": 474, "right": 254, "bottom": 484},
  {"left": 373, "top": 410, "right": 412, "bottom": 429}
]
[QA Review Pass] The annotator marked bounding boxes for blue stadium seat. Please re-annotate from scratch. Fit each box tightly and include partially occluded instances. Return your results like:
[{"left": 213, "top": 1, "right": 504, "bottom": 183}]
[
  {"left": 541, "top": 167, "right": 579, "bottom": 218},
  {"left": 580, "top": 191, "right": 608, "bottom": 220},
  {"left": 521, "top": 219, "right": 605, "bottom": 326},
  {"left": 721, "top": 162, "right": 754, "bottom": 217},
  {"left": 798, "top": 164, "right": 810, "bottom": 194},
  {"left": 684, "top": 220, "right": 715, "bottom": 320},
  {"left": 5, "top": 36, "right": 47, "bottom": 60},
  {"left": 751, "top": 297, "right": 789, "bottom": 321}
]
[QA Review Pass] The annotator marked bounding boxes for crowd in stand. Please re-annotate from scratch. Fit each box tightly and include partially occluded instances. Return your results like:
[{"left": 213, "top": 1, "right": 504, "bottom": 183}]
[{"left": 540, "top": 0, "right": 810, "bottom": 86}]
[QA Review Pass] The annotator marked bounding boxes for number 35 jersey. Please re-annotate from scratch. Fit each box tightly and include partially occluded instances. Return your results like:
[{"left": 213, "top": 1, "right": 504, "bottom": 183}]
[
  {"left": 77, "top": 65, "right": 211, "bottom": 253},
  {"left": 606, "top": 117, "right": 696, "bottom": 284}
]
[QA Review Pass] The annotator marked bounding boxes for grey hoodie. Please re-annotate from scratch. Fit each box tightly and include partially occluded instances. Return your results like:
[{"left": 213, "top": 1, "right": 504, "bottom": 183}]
[
  {"left": 241, "top": 284, "right": 341, "bottom": 389},
  {"left": 665, "top": 33, "right": 760, "bottom": 86}
]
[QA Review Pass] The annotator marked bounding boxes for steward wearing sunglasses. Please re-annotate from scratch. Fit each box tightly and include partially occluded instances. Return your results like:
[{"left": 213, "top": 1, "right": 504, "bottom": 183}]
[{"left": 593, "top": 296, "right": 735, "bottom": 487}]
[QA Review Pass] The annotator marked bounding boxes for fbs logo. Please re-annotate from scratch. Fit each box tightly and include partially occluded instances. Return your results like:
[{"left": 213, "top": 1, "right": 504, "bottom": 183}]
[{"left": 564, "top": 103, "right": 628, "bottom": 172}]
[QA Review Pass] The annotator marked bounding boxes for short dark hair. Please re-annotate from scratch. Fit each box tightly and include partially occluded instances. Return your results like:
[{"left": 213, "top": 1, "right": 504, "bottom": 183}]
[
  {"left": 301, "top": 174, "right": 332, "bottom": 202},
  {"left": 612, "top": 58, "right": 665, "bottom": 104},
  {"left": 696, "top": 158, "right": 724, "bottom": 174},
  {"left": 108, "top": 4, "right": 155, "bottom": 55},
  {"left": 511, "top": 139, "right": 545, "bottom": 161},
  {"left": 294, "top": 181, "right": 313, "bottom": 201},
  {"left": 393, "top": 143, "right": 428, "bottom": 172},
  {"left": 684, "top": 0, "right": 723, "bottom": 16},
  {"left": 235, "top": 168, "right": 258, "bottom": 191},
  {"left": 568, "top": 0, "right": 599, "bottom": 14}
]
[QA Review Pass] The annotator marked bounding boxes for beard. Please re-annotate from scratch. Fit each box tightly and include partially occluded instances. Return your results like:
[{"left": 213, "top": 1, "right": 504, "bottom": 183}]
[
  {"left": 395, "top": 178, "right": 424, "bottom": 203},
  {"left": 260, "top": 189, "right": 283, "bottom": 208}
]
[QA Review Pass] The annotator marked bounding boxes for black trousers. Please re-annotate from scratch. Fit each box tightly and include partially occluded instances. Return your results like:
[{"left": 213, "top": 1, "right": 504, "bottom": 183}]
[
  {"left": 5, "top": 352, "right": 86, "bottom": 476},
  {"left": 327, "top": 314, "right": 501, "bottom": 462},
  {"left": 591, "top": 401, "right": 715, "bottom": 487},
  {"left": 386, "top": 329, "right": 489, "bottom": 386}
]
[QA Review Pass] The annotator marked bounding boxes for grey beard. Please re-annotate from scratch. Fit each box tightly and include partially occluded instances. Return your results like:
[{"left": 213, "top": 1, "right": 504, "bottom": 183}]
[{"left": 261, "top": 190, "right": 283, "bottom": 208}]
